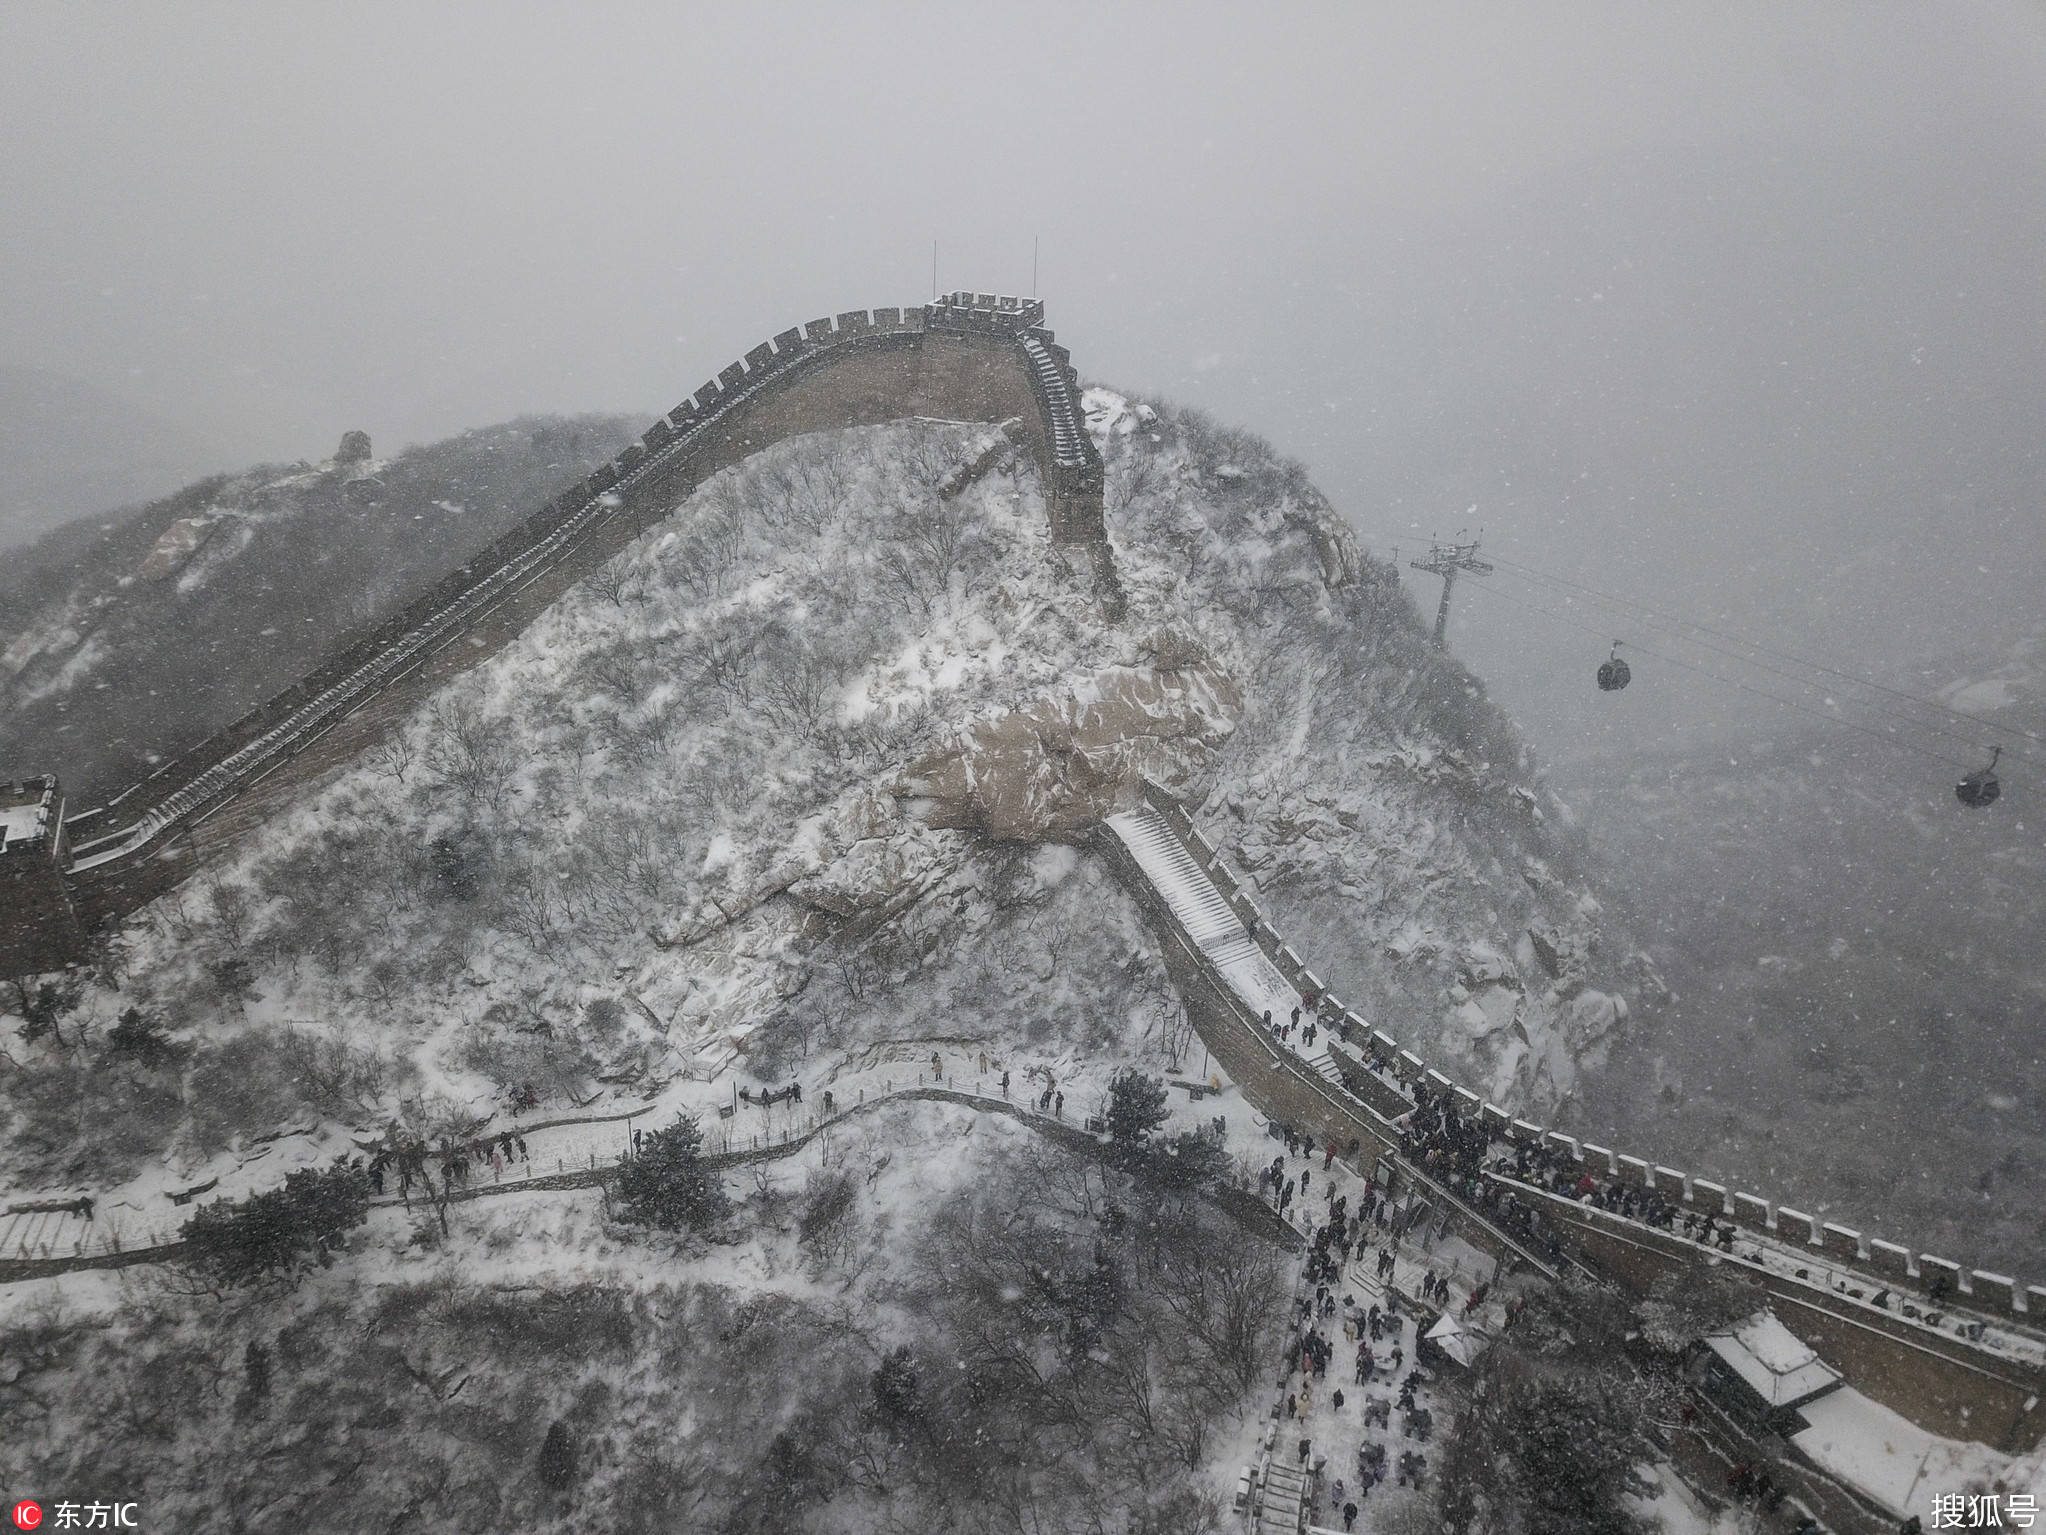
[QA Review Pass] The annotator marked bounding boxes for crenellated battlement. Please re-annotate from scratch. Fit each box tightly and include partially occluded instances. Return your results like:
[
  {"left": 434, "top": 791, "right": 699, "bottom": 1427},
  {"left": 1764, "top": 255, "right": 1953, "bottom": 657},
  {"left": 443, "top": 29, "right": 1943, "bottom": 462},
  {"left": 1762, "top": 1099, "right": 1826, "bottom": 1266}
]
[
  {"left": 1132, "top": 777, "right": 2037, "bottom": 1322},
  {"left": 1109, "top": 777, "right": 2046, "bottom": 1451},
  {"left": 6, "top": 295, "right": 1116, "bottom": 967},
  {"left": 926, "top": 292, "right": 1048, "bottom": 333}
]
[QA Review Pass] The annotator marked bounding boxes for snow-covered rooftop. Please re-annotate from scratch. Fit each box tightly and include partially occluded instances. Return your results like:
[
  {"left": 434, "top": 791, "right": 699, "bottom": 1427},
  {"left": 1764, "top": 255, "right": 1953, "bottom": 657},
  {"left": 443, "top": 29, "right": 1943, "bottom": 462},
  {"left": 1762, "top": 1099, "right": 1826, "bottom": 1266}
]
[
  {"left": 1792, "top": 1385, "right": 2012, "bottom": 1517},
  {"left": 1706, "top": 1310, "right": 1841, "bottom": 1408},
  {"left": 0, "top": 801, "right": 47, "bottom": 849}
]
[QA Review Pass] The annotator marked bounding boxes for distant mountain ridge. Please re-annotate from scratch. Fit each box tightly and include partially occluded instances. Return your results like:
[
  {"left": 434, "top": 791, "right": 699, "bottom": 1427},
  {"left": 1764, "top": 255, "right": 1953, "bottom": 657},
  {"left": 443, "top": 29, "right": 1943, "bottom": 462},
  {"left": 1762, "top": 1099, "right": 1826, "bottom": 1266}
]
[
  {"left": 0, "top": 412, "right": 646, "bottom": 804},
  {"left": 0, "top": 366, "right": 231, "bottom": 550}
]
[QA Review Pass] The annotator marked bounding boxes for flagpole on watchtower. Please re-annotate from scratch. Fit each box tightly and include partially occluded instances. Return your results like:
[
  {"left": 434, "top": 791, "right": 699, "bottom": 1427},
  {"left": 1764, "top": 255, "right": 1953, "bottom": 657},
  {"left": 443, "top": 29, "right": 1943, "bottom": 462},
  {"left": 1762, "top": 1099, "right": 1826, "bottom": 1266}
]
[{"left": 1409, "top": 527, "right": 1492, "bottom": 649}]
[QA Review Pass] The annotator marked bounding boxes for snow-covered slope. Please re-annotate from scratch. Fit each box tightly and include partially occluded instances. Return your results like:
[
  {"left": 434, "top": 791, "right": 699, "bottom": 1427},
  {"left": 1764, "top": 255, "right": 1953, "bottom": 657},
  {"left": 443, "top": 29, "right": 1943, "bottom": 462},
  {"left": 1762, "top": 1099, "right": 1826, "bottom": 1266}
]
[
  {"left": 5, "top": 400, "right": 1632, "bottom": 1208},
  {"left": 11, "top": 398, "right": 1625, "bottom": 1163},
  {"left": 0, "top": 398, "right": 1885, "bottom": 1535},
  {"left": 0, "top": 414, "right": 643, "bottom": 804}
]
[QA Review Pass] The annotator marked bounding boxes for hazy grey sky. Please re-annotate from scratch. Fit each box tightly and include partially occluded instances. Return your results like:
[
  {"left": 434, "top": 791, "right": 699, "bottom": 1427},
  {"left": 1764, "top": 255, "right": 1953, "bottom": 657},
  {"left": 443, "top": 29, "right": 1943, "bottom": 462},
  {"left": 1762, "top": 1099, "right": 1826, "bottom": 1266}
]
[{"left": 6, "top": 2, "right": 2044, "bottom": 764}]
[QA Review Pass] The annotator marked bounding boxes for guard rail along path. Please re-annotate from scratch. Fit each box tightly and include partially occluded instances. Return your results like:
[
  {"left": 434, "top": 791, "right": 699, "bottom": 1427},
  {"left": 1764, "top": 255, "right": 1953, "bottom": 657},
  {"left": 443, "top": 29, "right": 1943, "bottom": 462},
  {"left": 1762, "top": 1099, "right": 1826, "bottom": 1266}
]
[
  {"left": 1095, "top": 780, "right": 2046, "bottom": 1453},
  {"left": 5, "top": 294, "right": 1113, "bottom": 965},
  {"left": 0, "top": 1078, "right": 1294, "bottom": 1286}
]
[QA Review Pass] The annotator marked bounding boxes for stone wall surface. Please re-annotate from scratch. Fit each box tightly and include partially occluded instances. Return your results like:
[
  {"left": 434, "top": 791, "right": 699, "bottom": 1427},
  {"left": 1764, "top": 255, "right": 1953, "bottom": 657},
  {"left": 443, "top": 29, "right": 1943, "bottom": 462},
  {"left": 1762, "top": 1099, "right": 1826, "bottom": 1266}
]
[
  {"left": 1504, "top": 1177, "right": 2045, "bottom": 1450},
  {"left": 21, "top": 297, "right": 1109, "bottom": 946},
  {"left": 1101, "top": 779, "right": 2046, "bottom": 1453}
]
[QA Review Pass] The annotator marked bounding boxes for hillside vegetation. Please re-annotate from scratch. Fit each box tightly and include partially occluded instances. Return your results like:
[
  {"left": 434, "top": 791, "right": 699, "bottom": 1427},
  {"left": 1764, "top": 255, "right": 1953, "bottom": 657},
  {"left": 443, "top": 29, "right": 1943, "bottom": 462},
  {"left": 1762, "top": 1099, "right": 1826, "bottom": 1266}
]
[
  {"left": 2, "top": 401, "right": 1646, "bottom": 1533},
  {"left": 11, "top": 402, "right": 1629, "bottom": 1164},
  {"left": 0, "top": 413, "right": 644, "bottom": 804}
]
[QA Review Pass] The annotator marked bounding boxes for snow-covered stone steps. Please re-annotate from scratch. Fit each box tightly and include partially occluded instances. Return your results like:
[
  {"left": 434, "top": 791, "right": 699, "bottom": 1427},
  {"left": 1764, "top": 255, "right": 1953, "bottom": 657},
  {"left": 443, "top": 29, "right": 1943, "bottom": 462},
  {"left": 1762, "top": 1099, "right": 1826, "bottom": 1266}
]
[
  {"left": 1256, "top": 1457, "right": 1308, "bottom": 1533},
  {"left": 1306, "top": 1050, "right": 1345, "bottom": 1087},
  {"left": 1104, "top": 806, "right": 1259, "bottom": 968}
]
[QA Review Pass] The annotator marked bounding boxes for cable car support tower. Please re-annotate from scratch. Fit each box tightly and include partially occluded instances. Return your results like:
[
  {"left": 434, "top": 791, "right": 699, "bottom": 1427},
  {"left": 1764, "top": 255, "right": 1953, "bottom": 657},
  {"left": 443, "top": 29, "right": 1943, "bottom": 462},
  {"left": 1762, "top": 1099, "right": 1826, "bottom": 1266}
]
[{"left": 1410, "top": 534, "right": 1493, "bottom": 649}]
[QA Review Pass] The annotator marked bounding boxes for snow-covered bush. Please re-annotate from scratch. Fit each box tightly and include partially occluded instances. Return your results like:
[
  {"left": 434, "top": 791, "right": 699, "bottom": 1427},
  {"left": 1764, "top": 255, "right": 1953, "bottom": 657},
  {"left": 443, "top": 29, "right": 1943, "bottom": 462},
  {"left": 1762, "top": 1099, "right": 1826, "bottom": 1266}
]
[{"left": 612, "top": 1113, "right": 726, "bottom": 1232}]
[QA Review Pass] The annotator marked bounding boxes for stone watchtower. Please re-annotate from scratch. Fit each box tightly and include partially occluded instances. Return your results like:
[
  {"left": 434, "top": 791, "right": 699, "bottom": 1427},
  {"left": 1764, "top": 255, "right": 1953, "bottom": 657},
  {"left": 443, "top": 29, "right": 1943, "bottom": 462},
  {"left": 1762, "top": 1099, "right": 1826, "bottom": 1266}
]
[{"left": 1, "top": 777, "right": 86, "bottom": 977}]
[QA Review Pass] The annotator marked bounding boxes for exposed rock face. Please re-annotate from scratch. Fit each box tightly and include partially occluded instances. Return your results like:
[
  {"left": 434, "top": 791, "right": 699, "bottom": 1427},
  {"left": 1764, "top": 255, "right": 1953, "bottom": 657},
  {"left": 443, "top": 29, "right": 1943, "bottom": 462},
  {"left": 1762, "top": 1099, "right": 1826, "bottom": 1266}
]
[
  {"left": 787, "top": 826, "right": 962, "bottom": 921},
  {"left": 1565, "top": 988, "right": 1630, "bottom": 1052},
  {"left": 899, "top": 659, "right": 1243, "bottom": 841},
  {"left": 139, "top": 516, "right": 217, "bottom": 580}
]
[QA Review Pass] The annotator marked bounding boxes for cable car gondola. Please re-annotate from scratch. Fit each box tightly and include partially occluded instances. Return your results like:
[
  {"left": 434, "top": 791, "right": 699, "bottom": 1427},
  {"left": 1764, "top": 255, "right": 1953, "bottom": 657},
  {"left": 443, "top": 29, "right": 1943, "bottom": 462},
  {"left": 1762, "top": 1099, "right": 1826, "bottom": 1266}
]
[
  {"left": 1596, "top": 641, "right": 1631, "bottom": 692},
  {"left": 1956, "top": 746, "right": 2001, "bottom": 809}
]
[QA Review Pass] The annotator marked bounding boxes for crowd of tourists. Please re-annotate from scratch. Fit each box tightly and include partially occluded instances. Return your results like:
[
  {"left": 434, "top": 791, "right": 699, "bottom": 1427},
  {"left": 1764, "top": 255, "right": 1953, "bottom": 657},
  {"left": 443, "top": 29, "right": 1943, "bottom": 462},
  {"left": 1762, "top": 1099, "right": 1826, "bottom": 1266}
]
[
  {"left": 1259, "top": 1129, "right": 1479, "bottom": 1531},
  {"left": 1262, "top": 984, "right": 1793, "bottom": 1279},
  {"left": 364, "top": 1130, "right": 532, "bottom": 1201}
]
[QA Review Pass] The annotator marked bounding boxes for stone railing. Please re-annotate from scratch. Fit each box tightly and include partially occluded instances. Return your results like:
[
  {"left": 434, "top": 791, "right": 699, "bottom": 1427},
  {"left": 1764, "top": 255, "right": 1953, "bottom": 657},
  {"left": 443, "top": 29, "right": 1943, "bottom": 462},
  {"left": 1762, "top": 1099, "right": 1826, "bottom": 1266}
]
[{"left": 0, "top": 1075, "right": 1291, "bottom": 1285}]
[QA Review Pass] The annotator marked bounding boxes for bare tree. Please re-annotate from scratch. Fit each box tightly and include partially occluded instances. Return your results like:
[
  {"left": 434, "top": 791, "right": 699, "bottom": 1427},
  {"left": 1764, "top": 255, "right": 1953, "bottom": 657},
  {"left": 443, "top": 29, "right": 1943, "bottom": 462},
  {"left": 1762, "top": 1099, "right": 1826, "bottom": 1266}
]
[
  {"left": 199, "top": 872, "right": 255, "bottom": 956},
  {"left": 758, "top": 443, "right": 849, "bottom": 534},
  {"left": 683, "top": 625, "right": 760, "bottom": 714},
  {"left": 1107, "top": 449, "right": 1162, "bottom": 515},
  {"left": 364, "top": 732, "right": 416, "bottom": 784},
  {"left": 424, "top": 698, "right": 522, "bottom": 811},
  {"left": 670, "top": 515, "right": 747, "bottom": 599},
  {"left": 889, "top": 422, "right": 963, "bottom": 496},
  {"left": 584, "top": 561, "right": 636, "bottom": 608},
  {"left": 756, "top": 634, "right": 839, "bottom": 734}
]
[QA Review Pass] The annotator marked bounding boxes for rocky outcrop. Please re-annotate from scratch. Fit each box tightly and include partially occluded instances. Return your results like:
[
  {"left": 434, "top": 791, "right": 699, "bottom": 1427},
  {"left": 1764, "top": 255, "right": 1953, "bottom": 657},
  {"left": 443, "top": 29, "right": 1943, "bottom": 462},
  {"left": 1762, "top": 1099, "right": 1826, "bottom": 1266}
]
[
  {"left": 139, "top": 517, "right": 218, "bottom": 581},
  {"left": 899, "top": 659, "right": 1243, "bottom": 842}
]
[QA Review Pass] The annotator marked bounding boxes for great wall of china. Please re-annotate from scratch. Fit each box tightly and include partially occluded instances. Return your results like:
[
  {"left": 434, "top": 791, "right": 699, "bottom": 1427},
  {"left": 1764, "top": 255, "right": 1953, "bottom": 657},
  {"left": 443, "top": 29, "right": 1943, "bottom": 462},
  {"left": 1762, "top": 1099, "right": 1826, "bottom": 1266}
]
[
  {"left": 1, "top": 293, "right": 1111, "bottom": 974},
  {"left": 3, "top": 297, "right": 2038, "bottom": 1462},
  {"left": 1095, "top": 786, "right": 2046, "bottom": 1454}
]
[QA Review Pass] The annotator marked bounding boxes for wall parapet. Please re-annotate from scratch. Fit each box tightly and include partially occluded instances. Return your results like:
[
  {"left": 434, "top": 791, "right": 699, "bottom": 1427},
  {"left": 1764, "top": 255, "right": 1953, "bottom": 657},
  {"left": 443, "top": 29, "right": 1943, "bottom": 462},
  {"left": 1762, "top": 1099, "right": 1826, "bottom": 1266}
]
[
  {"left": 1159, "top": 787, "right": 2030, "bottom": 1317},
  {"left": 13, "top": 295, "right": 1116, "bottom": 960},
  {"left": 1111, "top": 777, "right": 2045, "bottom": 1441}
]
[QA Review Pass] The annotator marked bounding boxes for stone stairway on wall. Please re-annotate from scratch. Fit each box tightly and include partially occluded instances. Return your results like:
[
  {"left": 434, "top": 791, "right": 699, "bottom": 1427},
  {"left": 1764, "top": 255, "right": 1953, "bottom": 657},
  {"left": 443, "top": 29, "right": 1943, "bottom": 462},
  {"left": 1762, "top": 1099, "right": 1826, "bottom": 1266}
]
[
  {"left": 1104, "top": 804, "right": 1271, "bottom": 982},
  {"left": 1102, "top": 803, "right": 1564, "bottom": 1285},
  {"left": 1304, "top": 1051, "right": 1346, "bottom": 1092},
  {"left": 1255, "top": 1455, "right": 1307, "bottom": 1535}
]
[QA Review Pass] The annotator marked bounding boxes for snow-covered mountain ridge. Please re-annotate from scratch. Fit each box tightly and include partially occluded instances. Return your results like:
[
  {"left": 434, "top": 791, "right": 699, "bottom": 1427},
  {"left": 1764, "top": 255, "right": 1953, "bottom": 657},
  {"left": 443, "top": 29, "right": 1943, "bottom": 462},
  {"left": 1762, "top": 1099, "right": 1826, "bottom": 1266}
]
[
  {"left": 6, "top": 392, "right": 1631, "bottom": 1204},
  {"left": 15, "top": 391, "right": 2042, "bottom": 1535},
  {"left": 0, "top": 414, "right": 643, "bottom": 806}
]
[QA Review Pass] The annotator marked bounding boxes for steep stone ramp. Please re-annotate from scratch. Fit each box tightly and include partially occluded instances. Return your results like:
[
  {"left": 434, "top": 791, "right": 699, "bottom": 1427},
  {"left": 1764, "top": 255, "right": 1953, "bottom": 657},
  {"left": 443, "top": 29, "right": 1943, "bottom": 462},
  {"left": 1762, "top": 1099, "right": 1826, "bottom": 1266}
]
[
  {"left": 1105, "top": 805, "right": 1277, "bottom": 993},
  {"left": 1254, "top": 1457, "right": 1307, "bottom": 1534}
]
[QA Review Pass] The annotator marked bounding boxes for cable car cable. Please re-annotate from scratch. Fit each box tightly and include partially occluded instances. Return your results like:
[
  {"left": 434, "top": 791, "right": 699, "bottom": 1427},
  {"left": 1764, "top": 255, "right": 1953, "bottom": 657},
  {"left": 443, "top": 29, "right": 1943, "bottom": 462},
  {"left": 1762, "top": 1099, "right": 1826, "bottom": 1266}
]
[
  {"left": 1460, "top": 578, "right": 2040, "bottom": 804},
  {"left": 1491, "top": 554, "right": 2046, "bottom": 761},
  {"left": 1485, "top": 562, "right": 2046, "bottom": 772},
  {"left": 1482, "top": 551, "right": 2046, "bottom": 756}
]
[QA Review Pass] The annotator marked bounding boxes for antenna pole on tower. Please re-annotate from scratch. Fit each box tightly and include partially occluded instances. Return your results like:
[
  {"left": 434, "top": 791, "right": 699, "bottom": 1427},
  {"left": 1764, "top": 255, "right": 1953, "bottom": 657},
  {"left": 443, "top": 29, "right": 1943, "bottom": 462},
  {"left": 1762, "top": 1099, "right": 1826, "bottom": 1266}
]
[
  {"left": 1033, "top": 235, "right": 1039, "bottom": 298},
  {"left": 1408, "top": 533, "right": 1493, "bottom": 649}
]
